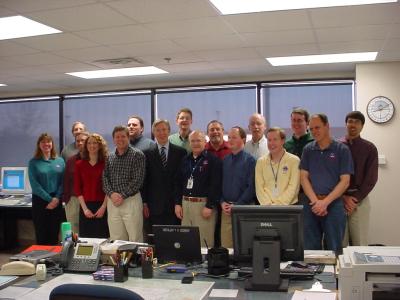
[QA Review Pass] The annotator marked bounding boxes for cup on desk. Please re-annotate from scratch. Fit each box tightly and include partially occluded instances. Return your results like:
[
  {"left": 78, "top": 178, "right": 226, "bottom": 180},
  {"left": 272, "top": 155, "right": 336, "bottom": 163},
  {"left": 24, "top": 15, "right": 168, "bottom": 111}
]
[
  {"left": 141, "top": 260, "right": 153, "bottom": 279},
  {"left": 114, "top": 265, "right": 128, "bottom": 282}
]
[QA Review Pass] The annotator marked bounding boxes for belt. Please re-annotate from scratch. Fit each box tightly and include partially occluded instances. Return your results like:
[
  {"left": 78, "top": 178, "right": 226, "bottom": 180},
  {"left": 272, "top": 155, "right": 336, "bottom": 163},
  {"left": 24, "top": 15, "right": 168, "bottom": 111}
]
[
  {"left": 316, "top": 194, "right": 328, "bottom": 200},
  {"left": 183, "top": 196, "right": 207, "bottom": 203}
]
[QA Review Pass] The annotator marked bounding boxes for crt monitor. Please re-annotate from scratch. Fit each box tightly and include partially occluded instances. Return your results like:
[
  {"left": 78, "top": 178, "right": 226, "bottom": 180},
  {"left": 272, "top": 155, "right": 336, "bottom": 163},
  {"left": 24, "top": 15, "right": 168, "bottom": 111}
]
[
  {"left": 231, "top": 205, "right": 304, "bottom": 291},
  {"left": 1, "top": 167, "right": 31, "bottom": 195}
]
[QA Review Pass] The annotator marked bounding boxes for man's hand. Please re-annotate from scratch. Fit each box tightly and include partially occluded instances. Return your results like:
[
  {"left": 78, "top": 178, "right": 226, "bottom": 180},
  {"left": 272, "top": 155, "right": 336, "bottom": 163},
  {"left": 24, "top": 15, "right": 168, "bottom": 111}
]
[
  {"left": 221, "top": 202, "right": 233, "bottom": 215},
  {"left": 110, "top": 192, "right": 124, "bottom": 207},
  {"left": 84, "top": 208, "right": 95, "bottom": 218},
  {"left": 46, "top": 197, "right": 59, "bottom": 210},
  {"left": 175, "top": 205, "right": 183, "bottom": 220},
  {"left": 94, "top": 205, "right": 106, "bottom": 218},
  {"left": 343, "top": 195, "right": 358, "bottom": 215},
  {"left": 202, "top": 207, "right": 213, "bottom": 219},
  {"left": 311, "top": 199, "right": 328, "bottom": 216},
  {"left": 143, "top": 203, "right": 150, "bottom": 219}
]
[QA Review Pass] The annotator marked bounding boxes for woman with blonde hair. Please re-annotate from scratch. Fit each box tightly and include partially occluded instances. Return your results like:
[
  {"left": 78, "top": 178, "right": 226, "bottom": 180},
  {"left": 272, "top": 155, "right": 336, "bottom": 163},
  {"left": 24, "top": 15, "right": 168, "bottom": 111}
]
[
  {"left": 74, "top": 133, "right": 109, "bottom": 238},
  {"left": 28, "top": 133, "right": 65, "bottom": 245}
]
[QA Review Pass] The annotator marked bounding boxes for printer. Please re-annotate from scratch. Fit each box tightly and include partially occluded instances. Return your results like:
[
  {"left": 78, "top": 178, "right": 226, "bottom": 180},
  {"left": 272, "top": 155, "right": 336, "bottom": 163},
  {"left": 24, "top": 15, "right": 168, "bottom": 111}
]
[{"left": 338, "top": 246, "right": 400, "bottom": 300}]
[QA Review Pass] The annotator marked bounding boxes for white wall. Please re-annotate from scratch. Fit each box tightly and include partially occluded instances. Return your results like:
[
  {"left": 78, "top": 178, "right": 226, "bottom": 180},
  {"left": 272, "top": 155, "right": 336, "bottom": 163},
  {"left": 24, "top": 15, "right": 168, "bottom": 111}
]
[{"left": 355, "top": 61, "right": 400, "bottom": 245}]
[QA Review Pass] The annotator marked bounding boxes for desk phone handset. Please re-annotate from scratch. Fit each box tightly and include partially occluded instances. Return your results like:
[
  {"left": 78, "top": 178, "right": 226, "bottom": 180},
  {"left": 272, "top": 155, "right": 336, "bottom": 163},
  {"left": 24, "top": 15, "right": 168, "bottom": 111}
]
[{"left": 60, "top": 240, "right": 100, "bottom": 273}]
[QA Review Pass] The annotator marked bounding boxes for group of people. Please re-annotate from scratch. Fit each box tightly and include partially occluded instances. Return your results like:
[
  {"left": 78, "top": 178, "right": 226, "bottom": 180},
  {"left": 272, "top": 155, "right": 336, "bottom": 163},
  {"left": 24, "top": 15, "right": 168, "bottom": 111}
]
[{"left": 27, "top": 107, "right": 378, "bottom": 255}]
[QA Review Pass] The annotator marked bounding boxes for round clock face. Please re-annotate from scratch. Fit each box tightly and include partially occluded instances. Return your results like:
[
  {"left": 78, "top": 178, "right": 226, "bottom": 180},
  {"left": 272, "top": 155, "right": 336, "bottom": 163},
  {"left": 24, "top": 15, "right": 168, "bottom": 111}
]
[{"left": 367, "top": 96, "right": 395, "bottom": 124}]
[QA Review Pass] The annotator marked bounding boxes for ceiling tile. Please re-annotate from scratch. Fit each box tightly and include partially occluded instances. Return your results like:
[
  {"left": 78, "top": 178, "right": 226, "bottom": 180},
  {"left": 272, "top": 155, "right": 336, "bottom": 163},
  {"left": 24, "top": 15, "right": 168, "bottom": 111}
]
[
  {"left": 318, "top": 40, "right": 385, "bottom": 53},
  {"left": 139, "top": 52, "right": 204, "bottom": 65},
  {"left": 55, "top": 46, "right": 126, "bottom": 62},
  {"left": 173, "top": 34, "right": 246, "bottom": 51},
  {"left": 15, "top": 33, "right": 98, "bottom": 51},
  {"left": 1, "top": 52, "right": 73, "bottom": 66},
  {"left": 161, "top": 62, "right": 217, "bottom": 73},
  {"left": 0, "top": 0, "right": 96, "bottom": 13},
  {"left": 110, "top": 40, "right": 186, "bottom": 56},
  {"left": 241, "top": 30, "right": 315, "bottom": 47},
  {"left": 76, "top": 24, "right": 163, "bottom": 45},
  {"left": 223, "top": 10, "right": 311, "bottom": 33},
  {"left": 256, "top": 44, "right": 320, "bottom": 58},
  {"left": 310, "top": 3, "right": 400, "bottom": 28},
  {"left": 106, "top": 0, "right": 218, "bottom": 23},
  {"left": 316, "top": 25, "right": 391, "bottom": 43},
  {"left": 27, "top": 3, "right": 135, "bottom": 31},
  {"left": 145, "top": 17, "right": 234, "bottom": 39},
  {"left": 193, "top": 48, "right": 261, "bottom": 62},
  {"left": 0, "top": 41, "right": 40, "bottom": 57}
]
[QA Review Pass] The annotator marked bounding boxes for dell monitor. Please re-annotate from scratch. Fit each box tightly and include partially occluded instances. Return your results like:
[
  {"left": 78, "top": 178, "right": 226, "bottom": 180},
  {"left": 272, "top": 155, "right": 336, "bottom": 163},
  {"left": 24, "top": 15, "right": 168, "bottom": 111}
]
[
  {"left": 231, "top": 205, "right": 304, "bottom": 291},
  {"left": 1, "top": 167, "right": 31, "bottom": 195}
]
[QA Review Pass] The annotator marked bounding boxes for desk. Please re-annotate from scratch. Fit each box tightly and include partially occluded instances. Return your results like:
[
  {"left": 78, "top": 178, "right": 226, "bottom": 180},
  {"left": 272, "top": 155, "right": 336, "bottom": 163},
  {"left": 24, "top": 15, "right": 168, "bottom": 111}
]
[
  {"left": 1, "top": 265, "right": 337, "bottom": 300},
  {"left": 0, "top": 199, "right": 32, "bottom": 250}
]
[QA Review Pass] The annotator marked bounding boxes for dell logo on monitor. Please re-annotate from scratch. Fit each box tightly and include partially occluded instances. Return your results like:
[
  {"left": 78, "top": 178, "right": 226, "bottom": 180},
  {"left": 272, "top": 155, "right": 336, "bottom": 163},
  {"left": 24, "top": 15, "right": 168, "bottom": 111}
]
[{"left": 260, "top": 222, "right": 273, "bottom": 227}]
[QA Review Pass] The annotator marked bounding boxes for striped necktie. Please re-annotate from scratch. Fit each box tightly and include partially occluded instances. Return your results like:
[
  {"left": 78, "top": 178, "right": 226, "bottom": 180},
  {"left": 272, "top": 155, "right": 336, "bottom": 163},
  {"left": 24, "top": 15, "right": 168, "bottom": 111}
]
[{"left": 160, "top": 146, "right": 167, "bottom": 168}]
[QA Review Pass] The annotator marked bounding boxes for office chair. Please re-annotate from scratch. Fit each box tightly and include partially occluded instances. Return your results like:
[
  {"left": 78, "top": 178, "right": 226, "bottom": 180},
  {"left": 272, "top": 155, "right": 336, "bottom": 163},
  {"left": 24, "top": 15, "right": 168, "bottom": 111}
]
[{"left": 49, "top": 283, "right": 144, "bottom": 300}]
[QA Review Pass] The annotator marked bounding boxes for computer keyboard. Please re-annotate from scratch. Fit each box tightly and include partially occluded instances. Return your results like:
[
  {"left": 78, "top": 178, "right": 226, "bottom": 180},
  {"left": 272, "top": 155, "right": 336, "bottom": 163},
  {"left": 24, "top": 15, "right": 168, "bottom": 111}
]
[
  {"left": 236, "top": 264, "right": 323, "bottom": 279},
  {"left": 0, "top": 198, "right": 22, "bottom": 206}
]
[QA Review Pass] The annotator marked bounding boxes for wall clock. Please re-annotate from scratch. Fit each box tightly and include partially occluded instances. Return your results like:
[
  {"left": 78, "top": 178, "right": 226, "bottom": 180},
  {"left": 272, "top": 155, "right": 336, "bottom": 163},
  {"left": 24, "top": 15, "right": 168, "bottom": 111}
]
[{"left": 366, "top": 96, "right": 395, "bottom": 124}]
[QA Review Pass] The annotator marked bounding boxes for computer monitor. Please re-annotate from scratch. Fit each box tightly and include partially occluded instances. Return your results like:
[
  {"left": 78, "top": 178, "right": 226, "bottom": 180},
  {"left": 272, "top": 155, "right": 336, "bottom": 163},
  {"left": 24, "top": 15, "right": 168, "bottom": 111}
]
[
  {"left": 1, "top": 167, "right": 31, "bottom": 195},
  {"left": 231, "top": 205, "right": 304, "bottom": 291},
  {"left": 152, "top": 225, "right": 202, "bottom": 264}
]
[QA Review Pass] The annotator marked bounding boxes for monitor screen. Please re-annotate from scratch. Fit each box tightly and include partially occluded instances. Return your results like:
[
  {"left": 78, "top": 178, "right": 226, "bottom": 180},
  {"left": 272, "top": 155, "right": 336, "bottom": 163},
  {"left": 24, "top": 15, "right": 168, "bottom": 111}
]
[
  {"left": 232, "top": 205, "right": 304, "bottom": 265},
  {"left": 152, "top": 225, "right": 202, "bottom": 264},
  {"left": 1, "top": 167, "right": 31, "bottom": 195}
]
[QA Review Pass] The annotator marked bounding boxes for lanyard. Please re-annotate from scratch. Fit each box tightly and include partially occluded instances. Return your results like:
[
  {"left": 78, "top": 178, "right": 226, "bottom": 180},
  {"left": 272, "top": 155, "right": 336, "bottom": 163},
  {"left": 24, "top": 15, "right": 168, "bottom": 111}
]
[{"left": 269, "top": 153, "right": 284, "bottom": 188}]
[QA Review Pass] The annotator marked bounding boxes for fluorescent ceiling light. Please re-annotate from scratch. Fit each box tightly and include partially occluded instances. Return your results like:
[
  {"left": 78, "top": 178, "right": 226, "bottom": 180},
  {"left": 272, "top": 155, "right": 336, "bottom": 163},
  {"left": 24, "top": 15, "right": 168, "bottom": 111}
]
[
  {"left": 0, "top": 84, "right": 7, "bottom": 87},
  {"left": 0, "top": 16, "right": 61, "bottom": 40},
  {"left": 66, "top": 66, "right": 168, "bottom": 79},
  {"left": 209, "top": 0, "right": 397, "bottom": 14},
  {"left": 266, "top": 52, "right": 378, "bottom": 66}
]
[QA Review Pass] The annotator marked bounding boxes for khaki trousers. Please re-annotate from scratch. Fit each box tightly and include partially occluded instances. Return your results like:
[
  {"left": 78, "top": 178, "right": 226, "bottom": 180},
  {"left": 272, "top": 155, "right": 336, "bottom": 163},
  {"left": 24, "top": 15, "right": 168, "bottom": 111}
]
[
  {"left": 107, "top": 193, "right": 143, "bottom": 242},
  {"left": 343, "top": 196, "right": 370, "bottom": 246},
  {"left": 182, "top": 200, "right": 216, "bottom": 248},
  {"left": 220, "top": 212, "right": 233, "bottom": 248},
  {"left": 65, "top": 196, "right": 80, "bottom": 235}
]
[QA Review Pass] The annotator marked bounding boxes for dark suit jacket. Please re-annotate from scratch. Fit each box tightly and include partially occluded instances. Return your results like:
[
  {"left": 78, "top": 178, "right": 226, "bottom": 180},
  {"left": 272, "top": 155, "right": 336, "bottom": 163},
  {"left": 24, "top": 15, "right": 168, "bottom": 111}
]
[{"left": 143, "top": 143, "right": 186, "bottom": 216}]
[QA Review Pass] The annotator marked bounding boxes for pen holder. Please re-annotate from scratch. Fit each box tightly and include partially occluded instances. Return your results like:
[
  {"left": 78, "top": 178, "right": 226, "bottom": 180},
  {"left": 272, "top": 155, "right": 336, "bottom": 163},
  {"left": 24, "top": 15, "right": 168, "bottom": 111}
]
[
  {"left": 141, "top": 260, "right": 153, "bottom": 279},
  {"left": 114, "top": 265, "right": 128, "bottom": 282}
]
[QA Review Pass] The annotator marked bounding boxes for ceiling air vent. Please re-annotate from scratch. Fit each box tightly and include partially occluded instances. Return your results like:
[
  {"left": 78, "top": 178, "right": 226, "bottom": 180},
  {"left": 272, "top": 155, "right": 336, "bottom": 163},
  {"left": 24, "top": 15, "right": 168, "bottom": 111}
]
[{"left": 91, "top": 57, "right": 146, "bottom": 68}]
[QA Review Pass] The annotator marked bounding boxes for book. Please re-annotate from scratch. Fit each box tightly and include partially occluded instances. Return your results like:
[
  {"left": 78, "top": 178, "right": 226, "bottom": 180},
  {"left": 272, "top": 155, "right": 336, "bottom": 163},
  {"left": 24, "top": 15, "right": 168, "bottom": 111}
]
[{"left": 10, "top": 245, "right": 62, "bottom": 264}]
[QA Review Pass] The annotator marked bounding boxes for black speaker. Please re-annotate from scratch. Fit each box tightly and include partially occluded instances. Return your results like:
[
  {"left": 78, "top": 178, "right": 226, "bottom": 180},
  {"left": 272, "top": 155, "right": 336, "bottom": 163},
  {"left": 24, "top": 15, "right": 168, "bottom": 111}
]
[{"left": 207, "top": 247, "right": 229, "bottom": 275}]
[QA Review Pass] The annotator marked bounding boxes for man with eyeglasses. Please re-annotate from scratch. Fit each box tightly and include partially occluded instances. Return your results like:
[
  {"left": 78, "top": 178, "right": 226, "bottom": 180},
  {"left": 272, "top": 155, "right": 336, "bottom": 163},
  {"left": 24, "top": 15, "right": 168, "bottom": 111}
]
[
  {"left": 340, "top": 111, "right": 378, "bottom": 246},
  {"left": 284, "top": 108, "right": 313, "bottom": 158}
]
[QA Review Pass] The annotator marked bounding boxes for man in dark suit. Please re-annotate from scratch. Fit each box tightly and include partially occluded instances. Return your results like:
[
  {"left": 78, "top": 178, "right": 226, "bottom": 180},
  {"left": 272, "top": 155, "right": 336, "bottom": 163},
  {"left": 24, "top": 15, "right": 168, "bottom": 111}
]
[{"left": 143, "top": 119, "right": 187, "bottom": 229}]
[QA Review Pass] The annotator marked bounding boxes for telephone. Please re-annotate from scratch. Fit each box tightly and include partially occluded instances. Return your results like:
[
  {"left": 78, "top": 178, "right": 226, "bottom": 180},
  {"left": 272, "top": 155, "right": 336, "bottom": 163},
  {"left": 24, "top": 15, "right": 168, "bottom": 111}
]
[{"left": 60, "top": 241, "right": 101, "bottom": 273}]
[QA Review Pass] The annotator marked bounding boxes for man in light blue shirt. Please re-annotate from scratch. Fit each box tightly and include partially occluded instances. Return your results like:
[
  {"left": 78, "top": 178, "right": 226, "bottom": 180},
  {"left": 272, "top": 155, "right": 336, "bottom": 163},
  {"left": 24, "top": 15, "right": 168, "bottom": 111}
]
[{"left": 221, "top": 126, "right": 256, "bottom": 248}]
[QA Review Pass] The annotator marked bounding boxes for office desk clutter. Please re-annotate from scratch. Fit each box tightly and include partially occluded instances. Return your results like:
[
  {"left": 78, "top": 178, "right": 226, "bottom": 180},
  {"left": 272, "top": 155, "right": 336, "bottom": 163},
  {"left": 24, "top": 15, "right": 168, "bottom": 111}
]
[{"left": 139, "top": 247, "right": 154, "bottom": 279}]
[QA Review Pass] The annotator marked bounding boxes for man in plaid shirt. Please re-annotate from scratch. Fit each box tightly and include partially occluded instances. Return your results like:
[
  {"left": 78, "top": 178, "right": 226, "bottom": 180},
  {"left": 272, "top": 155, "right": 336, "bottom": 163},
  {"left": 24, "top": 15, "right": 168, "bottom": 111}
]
[{"left": 103, "top": 125, "right": 146, "bottom": 242}]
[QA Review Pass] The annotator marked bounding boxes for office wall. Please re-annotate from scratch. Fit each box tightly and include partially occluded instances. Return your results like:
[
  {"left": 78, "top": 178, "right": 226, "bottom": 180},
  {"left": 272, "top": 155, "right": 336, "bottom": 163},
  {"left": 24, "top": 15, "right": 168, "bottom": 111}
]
[{"left": 355, "top": 62, "right": 400, "bottom": 245}]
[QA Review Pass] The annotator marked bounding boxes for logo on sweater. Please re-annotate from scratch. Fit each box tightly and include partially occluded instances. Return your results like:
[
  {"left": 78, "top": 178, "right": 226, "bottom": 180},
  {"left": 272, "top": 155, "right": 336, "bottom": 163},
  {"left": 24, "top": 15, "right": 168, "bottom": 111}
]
[
  {"left": 329, "top": 152, "right": 336, "bottom": 159},
  {"left": 282, "top": 166, "right": 288, "bottom": 174}
]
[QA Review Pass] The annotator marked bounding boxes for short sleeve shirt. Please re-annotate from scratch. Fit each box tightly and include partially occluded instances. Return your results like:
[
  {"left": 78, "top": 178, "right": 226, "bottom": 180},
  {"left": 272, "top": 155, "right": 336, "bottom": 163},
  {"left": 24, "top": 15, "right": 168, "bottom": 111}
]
[{"left": 300, "top": 140, "right": 354, "bottom": 195}]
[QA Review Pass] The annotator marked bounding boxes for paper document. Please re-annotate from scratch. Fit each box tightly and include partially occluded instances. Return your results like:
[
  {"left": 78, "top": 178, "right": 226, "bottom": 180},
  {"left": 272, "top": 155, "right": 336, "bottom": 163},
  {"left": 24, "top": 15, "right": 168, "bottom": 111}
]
[
  {"left": 209, "top": 288, "right": 238, "bottom": 298},
  {"left": 292, "top": 290, "right": 336, "bottom": 300}
]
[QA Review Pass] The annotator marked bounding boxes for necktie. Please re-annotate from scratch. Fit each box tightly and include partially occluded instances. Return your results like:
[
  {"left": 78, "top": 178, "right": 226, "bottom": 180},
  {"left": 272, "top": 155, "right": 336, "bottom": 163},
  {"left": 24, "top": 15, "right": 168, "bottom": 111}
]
[{"left": 160, "top": 146, "right": 167, "bottom": 167}]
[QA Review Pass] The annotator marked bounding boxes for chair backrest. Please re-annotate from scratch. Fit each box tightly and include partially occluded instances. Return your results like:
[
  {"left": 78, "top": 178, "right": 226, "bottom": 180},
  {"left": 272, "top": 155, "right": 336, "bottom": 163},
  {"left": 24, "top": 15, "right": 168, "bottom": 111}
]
[{"left": 49, "top": 283, "right": 144, "bottom": 300}]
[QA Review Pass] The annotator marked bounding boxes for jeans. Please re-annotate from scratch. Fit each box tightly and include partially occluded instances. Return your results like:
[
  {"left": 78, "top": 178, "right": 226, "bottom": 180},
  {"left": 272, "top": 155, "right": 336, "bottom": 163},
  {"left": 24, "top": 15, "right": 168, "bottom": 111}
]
[{"left": 299, "top": 193, "right": 346, "bottom": 254}]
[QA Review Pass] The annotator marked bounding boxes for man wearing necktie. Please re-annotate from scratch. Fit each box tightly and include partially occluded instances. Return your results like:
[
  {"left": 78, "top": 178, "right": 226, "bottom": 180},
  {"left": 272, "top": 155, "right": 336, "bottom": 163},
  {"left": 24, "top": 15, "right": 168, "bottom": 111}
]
[{"left": 142, "top": 119, "right": 186, "bottom": 231}]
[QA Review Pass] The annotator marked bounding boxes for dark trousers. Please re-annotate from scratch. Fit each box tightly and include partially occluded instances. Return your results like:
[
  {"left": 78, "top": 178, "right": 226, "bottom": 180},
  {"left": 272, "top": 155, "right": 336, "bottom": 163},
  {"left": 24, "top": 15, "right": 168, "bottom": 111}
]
[
  {"left": 79, "top": 201, "right": 109, "bottom": 238},
  {"left": 32, "top": 194, "right": 63, "bottom": 245}
]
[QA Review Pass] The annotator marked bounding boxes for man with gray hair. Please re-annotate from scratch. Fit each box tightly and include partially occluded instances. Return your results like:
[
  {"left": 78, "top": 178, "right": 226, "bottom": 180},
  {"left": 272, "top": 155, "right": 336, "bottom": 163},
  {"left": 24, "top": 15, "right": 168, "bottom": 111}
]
[
  {"left": 244, "top": 113, "right": 268, "bottom": 159},
  {"left": 143, "top": 119, "right": 186, "bottom": 229},
  {"left": 175, "top": 130, "right": 222, "bottom": 247}
]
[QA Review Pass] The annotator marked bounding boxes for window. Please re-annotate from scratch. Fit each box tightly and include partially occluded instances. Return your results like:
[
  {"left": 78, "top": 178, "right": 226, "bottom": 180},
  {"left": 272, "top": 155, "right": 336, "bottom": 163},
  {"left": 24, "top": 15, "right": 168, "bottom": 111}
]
[
  {"left": 156, "top": 85, "right": 257, "bottom": 135},
  {"left": 63, "top": 91, "right": 152, "bottom": 149},
  {"left": 0, "top": 99, "right": 60, "bottom": 168},
  {"left": 262, "top": 81, "right": 354, "bottom": 138}
]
